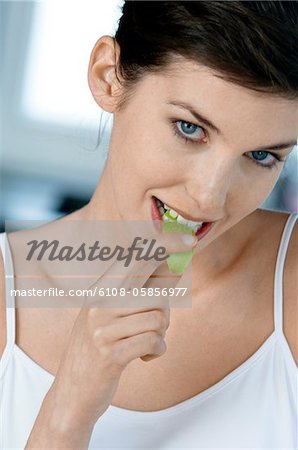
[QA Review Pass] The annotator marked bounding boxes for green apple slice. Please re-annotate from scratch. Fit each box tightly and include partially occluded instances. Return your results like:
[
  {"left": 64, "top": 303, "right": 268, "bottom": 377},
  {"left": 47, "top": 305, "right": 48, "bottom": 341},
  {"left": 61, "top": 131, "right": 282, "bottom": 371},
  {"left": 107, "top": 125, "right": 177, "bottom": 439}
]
[
  {"left": 166, "top": 249, "right": 195, "bottom": 275},
  {"left": 162, "top": 220, "right": 195, "bottom": 274}
]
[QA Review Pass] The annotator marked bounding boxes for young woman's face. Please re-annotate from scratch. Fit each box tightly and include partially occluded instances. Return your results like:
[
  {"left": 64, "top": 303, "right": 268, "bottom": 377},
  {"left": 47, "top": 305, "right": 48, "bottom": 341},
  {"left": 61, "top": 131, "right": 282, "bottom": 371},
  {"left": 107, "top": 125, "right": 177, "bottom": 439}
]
[{"left": 99, "top": 58, "right": 297, "bottom": 246}]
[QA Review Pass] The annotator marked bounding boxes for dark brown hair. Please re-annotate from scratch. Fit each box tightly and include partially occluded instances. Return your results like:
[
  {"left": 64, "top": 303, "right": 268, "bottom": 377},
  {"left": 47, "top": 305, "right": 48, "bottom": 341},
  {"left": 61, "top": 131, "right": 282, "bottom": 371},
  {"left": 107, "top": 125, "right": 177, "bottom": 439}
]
[{"left": 114, "top": 1, "right": 298, "bottom": 107}]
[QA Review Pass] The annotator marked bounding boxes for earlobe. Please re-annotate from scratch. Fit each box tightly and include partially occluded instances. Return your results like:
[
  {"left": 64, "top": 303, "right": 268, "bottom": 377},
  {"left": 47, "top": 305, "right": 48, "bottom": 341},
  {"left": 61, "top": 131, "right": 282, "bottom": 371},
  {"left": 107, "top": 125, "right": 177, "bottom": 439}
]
[{"left": 87, "top": 35, "right": 122, "bottom": 113}]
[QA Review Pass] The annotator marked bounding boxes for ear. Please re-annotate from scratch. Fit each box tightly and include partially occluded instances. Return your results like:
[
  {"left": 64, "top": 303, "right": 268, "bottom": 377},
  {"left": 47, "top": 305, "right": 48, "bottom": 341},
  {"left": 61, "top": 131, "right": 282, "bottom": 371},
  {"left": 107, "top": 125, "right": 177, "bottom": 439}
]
[{"left": 87, "top": 35, "right": 122, "bottom": 113}]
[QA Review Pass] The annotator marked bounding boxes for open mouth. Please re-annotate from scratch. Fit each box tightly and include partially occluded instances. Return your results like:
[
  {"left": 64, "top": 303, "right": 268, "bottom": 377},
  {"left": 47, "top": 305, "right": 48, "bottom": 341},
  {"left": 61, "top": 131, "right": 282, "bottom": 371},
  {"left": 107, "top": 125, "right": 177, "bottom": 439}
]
[{"left": 151, "top": 196, "right": 214, "bottom": 240}]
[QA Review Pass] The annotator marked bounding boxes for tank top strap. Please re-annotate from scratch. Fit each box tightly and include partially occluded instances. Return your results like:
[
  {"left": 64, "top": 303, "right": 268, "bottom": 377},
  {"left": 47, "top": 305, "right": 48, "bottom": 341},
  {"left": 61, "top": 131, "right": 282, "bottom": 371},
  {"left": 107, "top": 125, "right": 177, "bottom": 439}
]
[
  {"left": 0, "top": 232, "right": 16, "bottom": 357},
  {"left": 274, "top": 212, "right": 298, "bottom": 335}
]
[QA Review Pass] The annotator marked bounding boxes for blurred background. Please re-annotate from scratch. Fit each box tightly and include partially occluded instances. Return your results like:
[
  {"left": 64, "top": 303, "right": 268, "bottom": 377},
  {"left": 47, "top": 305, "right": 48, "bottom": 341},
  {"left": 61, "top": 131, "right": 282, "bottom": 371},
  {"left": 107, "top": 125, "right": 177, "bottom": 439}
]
[{"left": 0, "top": 0, "right": 297, "bottom": 233}]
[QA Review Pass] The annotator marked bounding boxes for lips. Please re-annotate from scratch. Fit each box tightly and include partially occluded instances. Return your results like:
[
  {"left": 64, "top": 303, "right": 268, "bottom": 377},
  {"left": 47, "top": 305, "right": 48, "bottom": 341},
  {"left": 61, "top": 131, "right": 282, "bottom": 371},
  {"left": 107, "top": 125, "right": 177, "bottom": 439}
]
[
  {"left": 151, "top": 196, "right": 163, "bottom": 232},
  {"left": 194, "top": 221, "right": 214, "bottom": 241},
  {"left": 151, "top": 196, "right": 215, "bottom": 240}
]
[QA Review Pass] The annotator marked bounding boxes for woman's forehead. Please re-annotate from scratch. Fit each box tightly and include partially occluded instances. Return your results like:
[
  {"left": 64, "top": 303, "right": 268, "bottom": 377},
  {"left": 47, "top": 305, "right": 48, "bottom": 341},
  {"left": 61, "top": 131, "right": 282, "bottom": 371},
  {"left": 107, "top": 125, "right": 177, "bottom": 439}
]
[{"left": 137, "top": 61, "right": 297, "bottom": 120}]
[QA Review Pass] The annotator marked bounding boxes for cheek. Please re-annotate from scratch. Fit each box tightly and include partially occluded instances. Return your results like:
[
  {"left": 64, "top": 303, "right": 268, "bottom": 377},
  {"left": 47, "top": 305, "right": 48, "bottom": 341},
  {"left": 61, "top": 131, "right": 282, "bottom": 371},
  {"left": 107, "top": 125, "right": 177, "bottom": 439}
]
[
  {"left": 259, "top": 168, "right": 282, "bottom": 196},
  {"left": 235, "top": 170, "right": 281, "bottom": 210},
  {"left": 111, "top": 127, "right": 170, "bottom": 178}
]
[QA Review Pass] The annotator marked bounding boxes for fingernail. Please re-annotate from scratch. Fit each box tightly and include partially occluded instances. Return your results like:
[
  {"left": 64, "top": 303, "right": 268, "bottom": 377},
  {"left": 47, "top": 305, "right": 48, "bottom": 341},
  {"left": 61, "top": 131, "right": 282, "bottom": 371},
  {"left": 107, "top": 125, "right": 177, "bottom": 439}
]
[{"left": 181, "top": 234, "right": 197, "bottom": 246}]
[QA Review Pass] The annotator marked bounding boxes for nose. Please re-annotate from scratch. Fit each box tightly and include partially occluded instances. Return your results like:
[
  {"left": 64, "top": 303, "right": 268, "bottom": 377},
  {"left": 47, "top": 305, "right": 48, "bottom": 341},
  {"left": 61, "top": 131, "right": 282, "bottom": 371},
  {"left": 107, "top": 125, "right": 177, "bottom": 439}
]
[{"left": 185, "top": 153, "right": 235, "bottom": 219}]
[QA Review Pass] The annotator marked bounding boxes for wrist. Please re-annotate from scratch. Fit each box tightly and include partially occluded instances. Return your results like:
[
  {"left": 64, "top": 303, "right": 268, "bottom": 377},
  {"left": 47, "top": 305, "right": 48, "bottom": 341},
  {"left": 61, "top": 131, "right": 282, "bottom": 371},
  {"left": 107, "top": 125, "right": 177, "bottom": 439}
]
[{"left": 43, "top": 383, "right": 95, "bottom": 441}]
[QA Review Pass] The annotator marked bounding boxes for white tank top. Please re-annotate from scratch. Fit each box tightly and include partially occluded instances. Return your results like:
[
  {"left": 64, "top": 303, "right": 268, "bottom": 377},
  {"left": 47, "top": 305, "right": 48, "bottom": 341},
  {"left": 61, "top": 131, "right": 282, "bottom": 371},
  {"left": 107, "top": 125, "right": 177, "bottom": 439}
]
[{"left": 0, "top": 213, "right": 297, "bottom": 449}]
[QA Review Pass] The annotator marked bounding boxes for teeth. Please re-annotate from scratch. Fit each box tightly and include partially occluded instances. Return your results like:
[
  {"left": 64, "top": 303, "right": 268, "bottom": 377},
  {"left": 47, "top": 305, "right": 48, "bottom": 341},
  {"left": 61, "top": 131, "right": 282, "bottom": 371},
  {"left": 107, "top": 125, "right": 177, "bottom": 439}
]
[
  {"left": 177, "top": 215, "right": 203, "bottom": 232},
  {"left": 156, "top": 197, "right": 204, "bottom": 232},
  {"left": 177, "top": 215, "right": 202, "bottom": 227}
]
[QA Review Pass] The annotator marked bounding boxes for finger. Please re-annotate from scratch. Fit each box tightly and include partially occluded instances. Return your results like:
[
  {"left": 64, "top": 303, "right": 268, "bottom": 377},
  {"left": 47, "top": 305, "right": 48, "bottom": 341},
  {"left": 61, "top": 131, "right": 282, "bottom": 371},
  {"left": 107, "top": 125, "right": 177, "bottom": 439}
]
[
  {"left": 112, "top": 331, "right": 167, "bottom": 366},
  {"left": 112, "top": 297, "right": 170, "bottom": 318},
  {"left": 95, "top": 309, "right": 170, "bottom": 342}
]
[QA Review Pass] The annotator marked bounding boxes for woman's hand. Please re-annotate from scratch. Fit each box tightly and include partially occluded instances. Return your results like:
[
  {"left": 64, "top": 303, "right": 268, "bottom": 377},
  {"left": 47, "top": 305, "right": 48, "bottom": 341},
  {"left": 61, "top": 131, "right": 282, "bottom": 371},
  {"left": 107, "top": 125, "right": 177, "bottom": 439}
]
[
  {"left": 25, "top": 228, "right": 195, "bottom": 448},
  {"left": 51, "top": 283, "right": 170, "bottom": 428}
]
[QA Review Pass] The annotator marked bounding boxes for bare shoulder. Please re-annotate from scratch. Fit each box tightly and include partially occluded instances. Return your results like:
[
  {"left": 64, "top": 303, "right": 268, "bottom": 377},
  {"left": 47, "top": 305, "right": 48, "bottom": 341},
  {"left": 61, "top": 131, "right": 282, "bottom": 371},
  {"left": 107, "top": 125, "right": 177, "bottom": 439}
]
[
  {"left": 282, "top": 211, "right": 298, "bottom": 366},
  {"left": 0, "top": 246, "right": 6, "bottom": 359},
  {"left": 254, "top": 208, "right": 297, "bottom": 366}
]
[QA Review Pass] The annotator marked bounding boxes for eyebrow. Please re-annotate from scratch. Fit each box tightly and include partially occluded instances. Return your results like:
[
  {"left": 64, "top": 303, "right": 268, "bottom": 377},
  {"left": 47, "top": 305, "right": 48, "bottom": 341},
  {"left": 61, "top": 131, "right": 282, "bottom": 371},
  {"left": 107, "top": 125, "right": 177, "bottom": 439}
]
[{"left": 167, "top": 100, "right": 297, "bottom": 152}]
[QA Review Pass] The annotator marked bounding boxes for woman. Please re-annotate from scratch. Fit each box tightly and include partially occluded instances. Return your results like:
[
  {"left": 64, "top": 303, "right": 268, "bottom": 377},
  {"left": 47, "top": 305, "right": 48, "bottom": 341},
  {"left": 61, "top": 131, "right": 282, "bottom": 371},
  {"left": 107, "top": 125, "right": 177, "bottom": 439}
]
[{"left": 1, "top": 1, "right": 297, "bottom": 448}]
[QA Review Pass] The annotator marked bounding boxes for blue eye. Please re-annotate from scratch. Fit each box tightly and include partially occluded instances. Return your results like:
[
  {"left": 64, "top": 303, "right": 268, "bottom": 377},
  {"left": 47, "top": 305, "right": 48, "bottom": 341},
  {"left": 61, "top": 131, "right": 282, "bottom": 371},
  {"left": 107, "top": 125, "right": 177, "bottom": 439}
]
[
  {"left": 180, "top": 122, "right": 199, "bottom": 135},
  {"left": 172, "top": 120, "right": 207, "bottom": 143},
  {"left": 247, "top": 150, "right": 284, "bottom": 170},
  {"left": 251, "top": 151, "right": 271, "bottom": 162}
]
